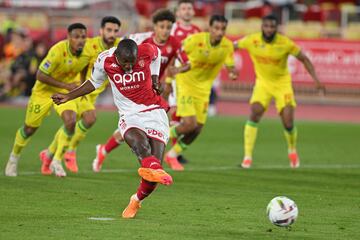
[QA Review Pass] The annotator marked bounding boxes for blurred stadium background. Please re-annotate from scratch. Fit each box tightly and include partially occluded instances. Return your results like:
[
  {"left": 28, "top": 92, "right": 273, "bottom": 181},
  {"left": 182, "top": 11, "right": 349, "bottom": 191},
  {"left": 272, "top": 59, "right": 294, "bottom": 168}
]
[{"left": 0, "top": 0, "right": 359, "bottom": 111}]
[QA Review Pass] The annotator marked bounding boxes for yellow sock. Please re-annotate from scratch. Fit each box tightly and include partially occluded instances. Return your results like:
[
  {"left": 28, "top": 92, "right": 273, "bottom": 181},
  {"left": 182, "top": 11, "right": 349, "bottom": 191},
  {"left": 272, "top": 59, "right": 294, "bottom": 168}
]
[
  {"left": 168, "top": 140, "right": 188, "bottom": 158},
  {"left": 53, "top": 127, "right": 72, "bottom": 161},
  {"left": 48, "top": 128, "right": 61, "bottom": 156},
  {"left": 284, "top": 127, "right": 297, "bottom": 152},
  {"left": 244, "top": 121, "right": 258, "bottom": 158},
  {"left": 68, "top": 120, "right": 89, "bottom": 151},
  {"left": 11, "top": 127, "right": 31, "bottom": 156}
]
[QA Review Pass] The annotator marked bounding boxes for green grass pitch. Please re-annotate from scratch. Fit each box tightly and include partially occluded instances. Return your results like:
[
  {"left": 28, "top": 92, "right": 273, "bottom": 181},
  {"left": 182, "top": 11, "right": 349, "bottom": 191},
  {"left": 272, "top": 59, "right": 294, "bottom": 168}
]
[{"left": 0, "top": 106, "right": 359, "bottom": 239}]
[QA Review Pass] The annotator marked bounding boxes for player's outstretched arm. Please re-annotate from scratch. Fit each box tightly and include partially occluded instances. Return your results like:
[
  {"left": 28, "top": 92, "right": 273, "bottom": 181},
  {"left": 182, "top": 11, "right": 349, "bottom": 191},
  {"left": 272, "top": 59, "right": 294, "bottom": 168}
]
[
  {"left": 37, "top": 70, "right": 78, "bottom": 91},
  {"left": 296, "top": 51, "right": 326, "bottom": 93},
  {"left": 52, "top": 80, "right": 95, "bottom": 105}
]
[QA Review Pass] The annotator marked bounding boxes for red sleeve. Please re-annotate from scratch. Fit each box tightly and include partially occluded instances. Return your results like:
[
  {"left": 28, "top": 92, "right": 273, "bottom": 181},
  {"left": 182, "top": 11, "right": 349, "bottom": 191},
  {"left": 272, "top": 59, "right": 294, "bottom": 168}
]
[{"left": 140, "top": 43, "right": 159, "bottom": 61}]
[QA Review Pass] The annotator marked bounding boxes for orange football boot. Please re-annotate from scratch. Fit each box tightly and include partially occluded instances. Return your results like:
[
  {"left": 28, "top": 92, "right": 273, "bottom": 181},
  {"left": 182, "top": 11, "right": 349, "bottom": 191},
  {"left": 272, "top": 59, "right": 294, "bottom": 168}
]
[
  {"left": 64, "top": 151, "right": 78, "bottom": 173},
  {"left": 39, "top": 149, "right": 52, "bottom": 175},
  {"left": 138, "top": 168, "right": 173, "bottom": 185},
  {"left": 122, "top": 194, "right": 141, "bottom": 219},
  {"left": 164, "top": 153, "right": 184, "bottom": 171},
  {"left": 288, "top": 151, "right": 300, "bottom": 168}
]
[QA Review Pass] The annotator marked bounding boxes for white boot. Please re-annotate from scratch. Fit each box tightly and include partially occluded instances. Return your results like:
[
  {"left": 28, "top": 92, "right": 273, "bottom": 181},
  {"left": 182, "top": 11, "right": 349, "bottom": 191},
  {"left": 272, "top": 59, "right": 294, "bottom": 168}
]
[
  {"left": 5, "top": 153, "right": 20, "bottom": 177},
  {"left": 50, "top": 160, "right": 67, "bottom": 177}
]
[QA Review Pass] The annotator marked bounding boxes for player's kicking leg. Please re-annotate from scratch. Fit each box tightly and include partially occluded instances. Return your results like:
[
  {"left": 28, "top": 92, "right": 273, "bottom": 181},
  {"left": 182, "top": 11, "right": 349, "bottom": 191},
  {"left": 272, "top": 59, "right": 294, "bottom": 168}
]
[
  {"left": 92, "top": 130, "right": 124, "bottom": 172},
  {"left": 122, "top": 127, "right": 172, "bottom": 219}
]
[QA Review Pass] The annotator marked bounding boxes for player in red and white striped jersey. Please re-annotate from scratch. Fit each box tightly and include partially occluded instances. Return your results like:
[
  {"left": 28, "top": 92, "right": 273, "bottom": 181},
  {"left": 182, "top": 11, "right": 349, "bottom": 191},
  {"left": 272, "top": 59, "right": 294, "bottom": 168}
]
[
  {"left": 171, "top": 0, "right": 201, "bottom": 43},
  {"left": 93, "top": 9, "right": 190, "bottom": 172},
  {"left": 52, "top": 39, "right": 173, "bottom": 218}
]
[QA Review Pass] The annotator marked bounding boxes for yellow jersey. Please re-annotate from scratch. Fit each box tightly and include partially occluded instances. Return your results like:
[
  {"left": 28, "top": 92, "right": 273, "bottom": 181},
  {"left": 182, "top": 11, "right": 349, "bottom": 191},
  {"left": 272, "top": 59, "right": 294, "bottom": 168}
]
[
  {"left": 237, "top": 32, "right": 301, "bottom": 84},
  {"left": 32, "top": 40, "right": 90, "bottom": 95},
  {"left": 176, "top": 32, "right": 235, "bottom": 100},
  {"left": 82, "top": 36, "right": 121, "bottom": 97}
]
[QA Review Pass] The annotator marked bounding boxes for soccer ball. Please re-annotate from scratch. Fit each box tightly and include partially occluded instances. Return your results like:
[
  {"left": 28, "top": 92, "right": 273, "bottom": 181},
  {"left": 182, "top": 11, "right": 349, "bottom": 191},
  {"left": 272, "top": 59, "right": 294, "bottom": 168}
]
[{"left": 266, "top": 196, "right": 298, "bottom": 227}]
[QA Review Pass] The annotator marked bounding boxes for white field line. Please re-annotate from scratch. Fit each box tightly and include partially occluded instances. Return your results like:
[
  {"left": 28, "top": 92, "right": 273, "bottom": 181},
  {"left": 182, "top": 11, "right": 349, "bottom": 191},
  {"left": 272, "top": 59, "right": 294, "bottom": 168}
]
[
  {"left": 88, "top": 217, "right": 115, "bottom": 221},
  {"left": 16, "top": 164, "right": 360, "bottom": 176}
]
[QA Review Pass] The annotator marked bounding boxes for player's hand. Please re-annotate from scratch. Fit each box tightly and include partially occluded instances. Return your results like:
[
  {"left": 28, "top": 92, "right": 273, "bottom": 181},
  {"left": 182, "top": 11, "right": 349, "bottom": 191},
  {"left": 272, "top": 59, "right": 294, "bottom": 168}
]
[
  {"left": 52, "top": 93, "right": 70, "bottom": 105},
  {"left": 228, "top": 69, "right": 239, "bottom": 81},
  {"left": 65, "top": 83, "right": 78, "bottom": 91},
  {"left": 152, "top": 82, "right": 162, "bottom": 95}
]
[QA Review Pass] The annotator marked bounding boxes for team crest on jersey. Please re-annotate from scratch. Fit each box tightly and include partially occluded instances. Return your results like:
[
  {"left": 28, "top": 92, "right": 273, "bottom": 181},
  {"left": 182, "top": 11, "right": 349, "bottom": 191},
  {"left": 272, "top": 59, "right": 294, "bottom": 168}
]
[
  {"left": 166, "top": 46, "right": 172, "bottom": 54},
  {"left": 177, "top": 31, "right": 184, "bottom": 36},
  {"left": 68, "top": 59, "right": 72, "bottom": 64},
  {"left": 43, "top": 61, "right": 51, "bottom": 70},
  {"left": 138, "top": 59, "right": 145, "bottom": 67}
]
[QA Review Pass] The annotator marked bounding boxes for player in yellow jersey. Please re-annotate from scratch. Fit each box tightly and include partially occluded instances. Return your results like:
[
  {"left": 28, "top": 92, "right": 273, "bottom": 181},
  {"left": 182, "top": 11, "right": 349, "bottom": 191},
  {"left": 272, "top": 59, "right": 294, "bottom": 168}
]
[
  {"left": 165, "top": 15, "right": 238, "bottom": 171},
  {"left": 62, "top": 16, "right": 121, "bottom": 171},
  {"left": 5, "top": 23, "right": 90, "bottom": 177},
  {"left": 234, "top": 14, "right": 325, "bottom": 169}
]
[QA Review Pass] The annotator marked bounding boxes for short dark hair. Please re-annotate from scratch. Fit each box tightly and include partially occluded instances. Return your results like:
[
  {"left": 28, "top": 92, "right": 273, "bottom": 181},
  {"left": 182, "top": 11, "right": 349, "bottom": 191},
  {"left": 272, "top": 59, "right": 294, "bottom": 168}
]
[
  {"left": 262, "top": 14, "right": 279, "bottom": 24},
  {"left": 101, "top": 16, "right": 121, "bottom": 28},
  {"left": 209, "top": 15, "right": 228, "bottom": 26},
  {"left": 178, "top": 0, "right": 194, "bottom": 5},
  {"left": 67, "top": 23, "right": 87, "bottom": 33},
  {"left": 115, "top": 39, "right": 138, "bottom": 60},
  {"left": 152, "top": 8, "right": 176, "bottom": 24}
]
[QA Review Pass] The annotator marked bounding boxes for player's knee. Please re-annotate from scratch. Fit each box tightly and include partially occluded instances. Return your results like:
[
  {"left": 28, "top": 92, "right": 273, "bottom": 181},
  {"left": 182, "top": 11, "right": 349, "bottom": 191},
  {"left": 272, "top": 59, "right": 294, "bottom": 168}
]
[
  {"left": 184, "top": 120, "right": 198, "bottom": 132},
  {"left": 195, "top": 124, "right": 203, "bottom": 135},
  {"left": 23, "top": 125, "right": 37, "bottom": 137},
  {"left": 250, "top": 104, "right": 264, "bottom": 122},
  {"left": 284, "top": 122, "right": 294, "bottom": 131},
  {"left": 249, "top": 113, "right": 262, "bottom": 123},
  {"left": 82, "top": 112, "right": 96, "bottom": 128},
  {"left": 64, "top": 118, "right": 77, "bottom": 133},
  {"left": 62, "top": 111, "right": 77, "bottom": 133}
]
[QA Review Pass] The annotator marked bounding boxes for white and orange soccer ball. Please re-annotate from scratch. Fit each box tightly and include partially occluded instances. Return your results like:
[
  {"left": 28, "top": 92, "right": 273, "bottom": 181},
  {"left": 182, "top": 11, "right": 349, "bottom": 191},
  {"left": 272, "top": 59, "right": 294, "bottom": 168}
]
[{"left": 266, "top": 196, "right": 298, "bottom": 227}]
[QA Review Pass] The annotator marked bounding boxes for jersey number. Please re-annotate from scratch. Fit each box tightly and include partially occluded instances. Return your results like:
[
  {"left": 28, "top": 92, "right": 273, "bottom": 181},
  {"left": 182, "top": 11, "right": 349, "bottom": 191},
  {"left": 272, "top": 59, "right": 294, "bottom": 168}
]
[{"left": 29, "top": 103, "right": 41, "bottom": 114}]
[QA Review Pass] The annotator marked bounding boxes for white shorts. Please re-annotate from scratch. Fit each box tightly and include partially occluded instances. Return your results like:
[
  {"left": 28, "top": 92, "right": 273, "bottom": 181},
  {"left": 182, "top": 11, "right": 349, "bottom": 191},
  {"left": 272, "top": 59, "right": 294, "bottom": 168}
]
[
  {"left": 118, "top": 108, "right": 169, "bottom": 144},
  {"left": 168, "top": 80, "right": 177, "bottom": 107}
]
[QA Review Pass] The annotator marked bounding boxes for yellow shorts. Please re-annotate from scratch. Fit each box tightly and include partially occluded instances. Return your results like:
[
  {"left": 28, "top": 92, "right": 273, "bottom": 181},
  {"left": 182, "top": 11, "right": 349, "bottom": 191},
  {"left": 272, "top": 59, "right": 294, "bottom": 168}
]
[
  {"left": 76, "top": 95, "right": 96, "bottom": 117},
  {"left": 25, "top": 92, "right": 78, "bottom": 128},
  {"left": 176, "top": 93, "right": 209, "bottom": 124},
  {"left": 250, "top": 81, "right": 296, "bottom": 113}
]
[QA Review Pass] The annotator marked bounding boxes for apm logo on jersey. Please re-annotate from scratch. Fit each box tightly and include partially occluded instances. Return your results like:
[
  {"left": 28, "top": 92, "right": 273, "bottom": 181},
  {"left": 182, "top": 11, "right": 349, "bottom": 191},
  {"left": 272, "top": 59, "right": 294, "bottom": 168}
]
[{"left": 112, "top": 71, "right": 145, "bottom": 89}]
